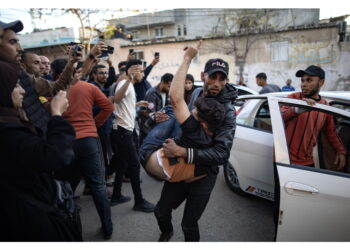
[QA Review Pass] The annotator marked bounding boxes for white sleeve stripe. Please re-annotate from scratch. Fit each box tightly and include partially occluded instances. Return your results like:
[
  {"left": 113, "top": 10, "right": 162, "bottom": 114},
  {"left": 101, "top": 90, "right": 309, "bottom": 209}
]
[
  {"left": 187, "top": 148, "right": 191, "bottom": 164},
  {"left": 187, "top": 148, "right": 193, "bottom": 164}
]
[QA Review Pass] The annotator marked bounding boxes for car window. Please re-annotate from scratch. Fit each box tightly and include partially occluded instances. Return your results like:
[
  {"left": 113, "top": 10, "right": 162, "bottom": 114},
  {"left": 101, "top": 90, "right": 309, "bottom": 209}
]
[
  {"left": 253, "top": 102, "right": 272, "bottom": 132},
  {"left": 237, "top": 89, "right": 252, "bottom": 96},
  {"left": 279, "top": 103, "right": 350, "bottom": 175},
  {"left": 236, "top": 100, "right": 272, "bottom": 132}
]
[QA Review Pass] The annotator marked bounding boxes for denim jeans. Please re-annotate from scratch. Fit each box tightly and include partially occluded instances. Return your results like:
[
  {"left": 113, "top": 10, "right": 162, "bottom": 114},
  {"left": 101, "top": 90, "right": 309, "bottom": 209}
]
[
  {"left": 154, "top": 174, "right": 217, "bottom": 241},
  {"left": 139, "top": 106, "right": 182, "bottom": 167},
  {"left": 69, "top": 137, "right": 113, "bottom": 235},
  {"left": 111, "top": 126, "right": 144, "bottom": 203}
]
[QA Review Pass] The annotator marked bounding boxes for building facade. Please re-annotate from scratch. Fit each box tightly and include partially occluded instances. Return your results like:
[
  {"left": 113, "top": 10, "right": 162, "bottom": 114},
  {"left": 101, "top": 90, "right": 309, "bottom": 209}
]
[
  {"left": 108, "top": 22, "right": 350, "bottom": 92},
  {"left": 109, "top": 9, "right": 319, "bottom": 42}
]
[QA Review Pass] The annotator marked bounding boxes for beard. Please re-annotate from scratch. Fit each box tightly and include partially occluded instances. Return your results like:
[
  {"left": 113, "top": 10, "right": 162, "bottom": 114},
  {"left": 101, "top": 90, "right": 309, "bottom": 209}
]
[
  {"left": 203, "top": 86, "right": 221, "bottom": 97},
  {"left": 303, "top": 82, "right": 320, "bottom": 98}
]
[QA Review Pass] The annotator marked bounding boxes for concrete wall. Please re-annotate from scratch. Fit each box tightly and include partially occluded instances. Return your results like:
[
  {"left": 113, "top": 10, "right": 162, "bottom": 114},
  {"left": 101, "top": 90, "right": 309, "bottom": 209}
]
[
  {"left": 107, "top": 25, "right": 350, "bottom": 92},
  {"left": 110, "top": 9, "right": 320, "bottom": 42}
]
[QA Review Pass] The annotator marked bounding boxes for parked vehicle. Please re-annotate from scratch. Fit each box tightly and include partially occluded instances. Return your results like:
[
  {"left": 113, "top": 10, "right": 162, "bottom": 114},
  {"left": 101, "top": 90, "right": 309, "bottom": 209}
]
[
  {"left": 224, "top": 91, "right": 350, "bottom": 200},
  {"left": 193, "top": 81, "right": 258, "bottom": 110},
  {"left": 224, "top": 92, "right": 350, "bottom": 241}
]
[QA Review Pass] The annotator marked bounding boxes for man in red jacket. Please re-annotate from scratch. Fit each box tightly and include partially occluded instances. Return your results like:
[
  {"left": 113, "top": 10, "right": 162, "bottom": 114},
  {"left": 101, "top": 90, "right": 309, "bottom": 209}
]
[
  {"left": 281, "top": 65, "right": 346, "bottom": 170},
  {"left": 63, "top": 65, "right": 114, "bottom": 240}
]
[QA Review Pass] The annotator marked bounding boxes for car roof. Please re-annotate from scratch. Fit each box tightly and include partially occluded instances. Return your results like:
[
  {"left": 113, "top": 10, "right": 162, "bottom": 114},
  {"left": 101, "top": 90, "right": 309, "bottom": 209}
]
[
  {"left": 238, "top": 91, "right": 350, "bottom": 103},
  {"left": 193, "top": 81, "right": 258, "bottom": 95}
]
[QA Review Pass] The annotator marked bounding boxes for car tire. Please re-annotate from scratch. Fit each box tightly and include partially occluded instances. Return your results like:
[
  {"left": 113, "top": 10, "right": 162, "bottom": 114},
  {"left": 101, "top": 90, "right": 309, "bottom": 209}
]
[{"left": 223, "top": 162, "right": 246, "bottom": 196}]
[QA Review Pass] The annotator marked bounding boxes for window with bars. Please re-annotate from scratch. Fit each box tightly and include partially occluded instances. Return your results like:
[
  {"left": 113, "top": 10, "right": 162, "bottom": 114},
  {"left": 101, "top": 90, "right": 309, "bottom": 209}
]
[
  {"left": 155, "top": 27, "right": 164, "bottom": 37},
  {"left": 177, "top": 25, "right": 181, "bottom": 36},
  {"left": 271, "top": 41, "right": 289, "bottom": 62},
  {"left": 132, "top": 30, "right": 140, "bottom": 40}
]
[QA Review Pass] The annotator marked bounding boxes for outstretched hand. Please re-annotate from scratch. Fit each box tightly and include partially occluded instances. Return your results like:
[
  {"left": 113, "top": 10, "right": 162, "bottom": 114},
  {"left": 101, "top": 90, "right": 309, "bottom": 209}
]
[
  {"left": 50, "top": 90, "right": 69, "bottom": 116},
  {"left": 90, "top": 41, "right": 107, "bottom": 58},
  {"left": 183, "top": 40, "right": 202, "bottom": 62}
]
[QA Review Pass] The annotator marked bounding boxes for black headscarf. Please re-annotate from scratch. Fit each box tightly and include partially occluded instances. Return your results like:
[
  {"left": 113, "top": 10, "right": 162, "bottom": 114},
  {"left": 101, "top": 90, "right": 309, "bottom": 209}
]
[{"left": 0, "top": 61, "right": 22, "bottom": 123}]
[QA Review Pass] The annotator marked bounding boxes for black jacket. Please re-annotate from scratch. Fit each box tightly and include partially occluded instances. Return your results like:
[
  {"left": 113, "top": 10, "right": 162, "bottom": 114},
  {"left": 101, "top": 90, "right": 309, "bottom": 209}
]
[
  {"left": 20, "top": 70, "right": 50, "bottom": 135},
  {"left": 0, "top": 116, "right": 81, "bottom": 241},
  {"left": 140, "top": 84, "right": 170, "bottom": 132},
  {"left": 188, "top": 84, "right": 237, "bottom": 169},
  {"left": 144, "top": 84, "right": 169, "bottom": 113}
]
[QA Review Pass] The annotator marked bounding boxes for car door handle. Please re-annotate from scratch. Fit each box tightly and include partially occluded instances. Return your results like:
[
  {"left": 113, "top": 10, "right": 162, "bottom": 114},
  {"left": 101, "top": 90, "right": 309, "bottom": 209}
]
[{"left": 284, "top": 182, "right": 319, "bottom": 195}]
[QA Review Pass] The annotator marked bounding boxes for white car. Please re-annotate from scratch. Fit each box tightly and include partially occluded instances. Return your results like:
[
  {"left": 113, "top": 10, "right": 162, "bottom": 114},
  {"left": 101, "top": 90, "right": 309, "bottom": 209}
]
[
  {"left": 223, "top": 91, "right": 350, "bottom": 241},
  {"left": 194, "top": 81, "right": 257, "bottom": 95},
  {"left": 193, "top": 81, "right": 258, "bottom": 110}
]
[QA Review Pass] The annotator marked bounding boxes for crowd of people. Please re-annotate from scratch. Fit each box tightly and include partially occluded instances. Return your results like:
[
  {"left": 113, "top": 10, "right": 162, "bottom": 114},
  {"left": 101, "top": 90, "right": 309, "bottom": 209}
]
[
  {"left": 0, "top": 19, "right": 237, "bottom": 242},
  {"left": 0, "top": 19, "right": 346, "bottom": 242}
]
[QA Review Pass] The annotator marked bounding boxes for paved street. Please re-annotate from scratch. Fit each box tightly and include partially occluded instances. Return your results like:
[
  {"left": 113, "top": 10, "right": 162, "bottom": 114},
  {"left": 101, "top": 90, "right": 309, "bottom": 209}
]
[{"left": 76, "top": 167, "right": 275, "bottom": 242}]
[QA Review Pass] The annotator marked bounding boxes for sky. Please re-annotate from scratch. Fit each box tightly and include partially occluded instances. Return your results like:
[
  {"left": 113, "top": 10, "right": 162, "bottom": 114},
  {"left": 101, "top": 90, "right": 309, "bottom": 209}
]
[{"left": 1, "top": 1, "right": 350, "bottom": 35}]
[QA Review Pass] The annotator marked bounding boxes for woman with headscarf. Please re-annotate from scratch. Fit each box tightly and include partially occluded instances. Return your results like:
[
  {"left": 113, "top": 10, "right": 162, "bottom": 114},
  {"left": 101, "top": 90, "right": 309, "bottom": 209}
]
[
  {"left": 0, "top": 61, "right": 82, "bottom": 241},
  {"left": 184, "top": 74, "right": 196, "bottom": 105}
]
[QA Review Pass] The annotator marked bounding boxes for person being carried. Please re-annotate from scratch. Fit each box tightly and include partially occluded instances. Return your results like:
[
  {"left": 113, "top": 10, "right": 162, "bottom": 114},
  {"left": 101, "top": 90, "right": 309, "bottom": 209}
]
[
  {"left": 152, "top": 41, "right": 237, "bottom": 242},
  {"left": 139, "top": 45, "right": 226, "bottom": 182}
]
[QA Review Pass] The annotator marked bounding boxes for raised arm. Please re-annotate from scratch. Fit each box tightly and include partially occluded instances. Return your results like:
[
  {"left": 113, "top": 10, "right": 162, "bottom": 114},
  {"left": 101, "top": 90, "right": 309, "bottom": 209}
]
[
  {"left": 169, "top": 40, "right": 202, "bottom": 124},
  {"left": 106, "top": 57, "right": 117, "bottom": 88},
  {"left": 112, "top": 65, "right": 139, "bottom": 104},
  {"left": 163, "top": 103, "right": 236, "bottom": 166}
]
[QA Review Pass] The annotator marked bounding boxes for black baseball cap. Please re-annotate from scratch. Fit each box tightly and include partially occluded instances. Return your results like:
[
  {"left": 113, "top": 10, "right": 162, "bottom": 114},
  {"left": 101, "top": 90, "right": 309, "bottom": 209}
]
[
  {"left": 204, "top": 58, "right": 229, "bottom": 77},
  {"left": 0, "top": 20, "right": 23, "bottom": 33},
  {"left": 296, "top": 65, "right": 325, "bottom": 79}
]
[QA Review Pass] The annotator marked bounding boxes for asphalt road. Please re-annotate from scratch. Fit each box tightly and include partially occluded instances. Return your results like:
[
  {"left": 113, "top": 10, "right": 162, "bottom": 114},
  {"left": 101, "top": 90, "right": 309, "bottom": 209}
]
[{"left": 76, "top": 167, "right": 276, "bottom": 242}]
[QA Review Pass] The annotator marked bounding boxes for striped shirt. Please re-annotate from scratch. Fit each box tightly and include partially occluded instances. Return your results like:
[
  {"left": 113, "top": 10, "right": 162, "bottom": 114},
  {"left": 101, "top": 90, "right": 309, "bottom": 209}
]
[{"left": 281, "top": 92, "right": 346, "bottom": 166}]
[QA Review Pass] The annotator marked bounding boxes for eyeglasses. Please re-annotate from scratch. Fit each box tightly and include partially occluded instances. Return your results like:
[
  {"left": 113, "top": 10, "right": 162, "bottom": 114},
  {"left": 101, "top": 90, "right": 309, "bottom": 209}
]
[{"left": 97, "top": 72, "right": 108, "bottom": 75}]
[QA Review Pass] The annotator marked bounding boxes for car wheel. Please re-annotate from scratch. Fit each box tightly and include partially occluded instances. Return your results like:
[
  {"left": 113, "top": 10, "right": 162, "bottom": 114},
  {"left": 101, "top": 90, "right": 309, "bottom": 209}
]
[{"left": 223, "top": 162, "right": 246, "bottom": 196}]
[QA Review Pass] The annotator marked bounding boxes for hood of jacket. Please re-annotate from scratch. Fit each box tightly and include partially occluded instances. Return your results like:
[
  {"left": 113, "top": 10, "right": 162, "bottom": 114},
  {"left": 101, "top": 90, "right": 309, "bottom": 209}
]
[
  {"left": 191, "top": 84, "right": 238, "bottom": 105},
  {"left": 214, "top": 84, "right": 238, "bottom": 104}
]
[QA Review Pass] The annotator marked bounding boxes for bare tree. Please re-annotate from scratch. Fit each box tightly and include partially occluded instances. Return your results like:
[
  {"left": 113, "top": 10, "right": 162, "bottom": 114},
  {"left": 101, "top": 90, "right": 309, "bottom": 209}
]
[
  {"left": 29, "top": 8, "right": 108, "bottom": 54},
  {"left": 206, "top": 9, "right": 279, "bottom": 81}
]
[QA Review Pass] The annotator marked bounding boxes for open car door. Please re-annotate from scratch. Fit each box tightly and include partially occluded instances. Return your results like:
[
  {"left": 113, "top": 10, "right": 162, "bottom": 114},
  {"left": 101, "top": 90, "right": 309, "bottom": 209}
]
[{"left": 268, "top": 96, "right": 350, "bottom": 241}]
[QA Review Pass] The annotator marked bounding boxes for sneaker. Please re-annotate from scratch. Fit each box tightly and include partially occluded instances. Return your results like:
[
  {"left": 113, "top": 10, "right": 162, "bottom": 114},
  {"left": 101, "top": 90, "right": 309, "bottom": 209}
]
[
  {"left": 104, "top": 232, "right": 112, "bottom": 240},
  {"left": 101, "top": 228, "right": 113, "bottom": 240},
  {"left": 158, "top": 231, "right": 174, "bottom": 242},
  {"left": 110, "top": 195, "right": 131, "bottom": 206},
  {"left": 133, "top": 199, "right": 155, "bottom": 213}
]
